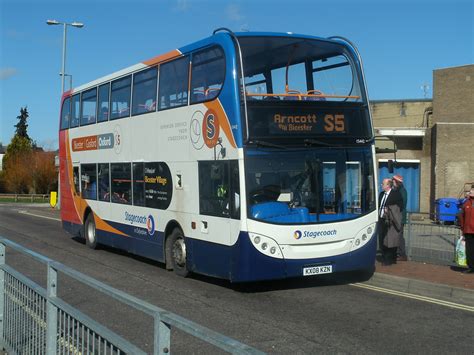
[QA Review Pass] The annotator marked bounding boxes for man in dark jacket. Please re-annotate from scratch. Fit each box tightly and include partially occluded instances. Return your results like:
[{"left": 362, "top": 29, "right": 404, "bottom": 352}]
[
  {"left": 459, "top": 188, "right": 474, "bottom": 273},
  {"left": 392, "top": 175, "right": 408, "bottom": 261},
  {"left": 378, "top": 178, "right": 403, "bottom": 265}
]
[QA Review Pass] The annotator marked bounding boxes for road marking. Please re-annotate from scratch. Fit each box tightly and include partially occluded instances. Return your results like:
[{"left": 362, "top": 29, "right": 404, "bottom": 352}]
[
  {"left": 351, "top": 283, "right": 474, "bottom": 313},
  {"left": 18, "top": 210, "right": 61, "bottom": 222}
]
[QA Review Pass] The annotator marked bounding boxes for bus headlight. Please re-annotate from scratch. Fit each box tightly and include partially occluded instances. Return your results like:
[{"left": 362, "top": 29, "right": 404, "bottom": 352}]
[
  {"left": 350, "top": 223, "right": 376, "bottom": 252},
  {"left": 249, "top": 233, "right": 283, "bottom": 259}
]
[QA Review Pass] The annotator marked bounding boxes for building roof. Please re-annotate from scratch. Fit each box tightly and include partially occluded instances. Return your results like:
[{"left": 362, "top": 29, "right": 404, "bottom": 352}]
[{"left": 370, "top": 99, "right": 432, "bottom": 104}]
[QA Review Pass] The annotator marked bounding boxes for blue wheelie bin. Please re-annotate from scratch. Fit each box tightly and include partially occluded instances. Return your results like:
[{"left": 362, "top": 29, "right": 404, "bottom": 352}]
[{"left": 435, "top": 198, "right": 459, "bottom": 223}]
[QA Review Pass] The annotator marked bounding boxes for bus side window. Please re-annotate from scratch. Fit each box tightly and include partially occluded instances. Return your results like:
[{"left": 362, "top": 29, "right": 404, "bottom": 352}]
[
  {"left": 97, "top": 83, "right": 110, "bottom": 122},
  {"left": 132, "top": 162, "right": 145, "bottom": 206},
  {"left": 158, "top": 56, "right": 189, "bottom": 110},
  {"left": 199, "top": 161, "right": 231, "bottom": 217},
  {"left": 81, "top": 163, "right": 97, "bottom": 200},
  {"left": 132, "top": 67, "right": 157, "bottom": 116},
  {"left": 81, "top": 87, "right": 97, "bottom": 126},
  {"left": 98, "top": 163, "right": 110, "bottom": 202},
  {"left": 190, "top": 46, "right": 225, "bottom": 104},
  {"left": 230, "top": 160, "right": 240, "bottom": 219},
  {"left": 110, "top": 76, "right": 131, "bottom": 120},
  {"left": 73, "top": 166, "right": 80, "bottom": 195},
  {"left": 60, "top": 97, "right": 71, "bottom": 130},
  {"left": 70, "top": 94, "right": 80, "bottom": 128},
  {"left": 111, "top": 163, "right": 131, "bottom": 205}
]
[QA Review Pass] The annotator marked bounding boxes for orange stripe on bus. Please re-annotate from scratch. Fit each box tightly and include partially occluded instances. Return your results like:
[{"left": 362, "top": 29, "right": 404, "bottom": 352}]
[
  {"left": 204, "top": 100, "right": 237, "bottom": 148},
  {"left": 143, "top": 49, "right": 182, "bottom": 66},
  {"left": 93, "top": 212, "right": 129, "bottom": 237}
]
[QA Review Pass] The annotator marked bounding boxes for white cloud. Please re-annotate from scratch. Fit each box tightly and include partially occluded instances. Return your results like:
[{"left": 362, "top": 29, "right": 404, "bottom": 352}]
[
  {"left": 0, "top": 68, "right": 18, "bottom": 80},
  {"left": 226, "top": 3, "right": 243, "bottom": 22},
  {"left": 175, "top": 0, "right": 190, "bottom": 12}
]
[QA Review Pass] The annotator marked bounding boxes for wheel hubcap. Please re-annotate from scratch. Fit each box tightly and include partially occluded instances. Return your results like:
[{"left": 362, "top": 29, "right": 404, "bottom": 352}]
[
  {"left": 172, "top": 238, "right": 186, "bottom": 267},
  {"left": 87, "top": 220, "right": 96, "bottom": 243}
]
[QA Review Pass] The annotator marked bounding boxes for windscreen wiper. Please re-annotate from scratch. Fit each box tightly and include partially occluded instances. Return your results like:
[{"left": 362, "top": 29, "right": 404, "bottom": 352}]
[
  {"left": 304, "top": 138, "right": 340, "bottom": 147},
  {"left": 251, "top": 140, "right": 287, "bottom": 150}
]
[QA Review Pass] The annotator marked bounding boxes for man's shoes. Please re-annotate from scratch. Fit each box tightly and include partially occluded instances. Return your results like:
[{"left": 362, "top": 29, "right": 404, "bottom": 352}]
[
  {"left": 462, "top": 268, "right": 474, "bottom": 274},
  {"left": 397, "top": 256, "right": 408, "bottom": 261}
]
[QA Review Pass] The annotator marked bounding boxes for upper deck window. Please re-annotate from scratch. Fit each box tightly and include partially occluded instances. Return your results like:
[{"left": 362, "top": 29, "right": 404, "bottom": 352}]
[
  {"left": 158, "top": 56, "right": 189, "bottom": 110},
  {"left": 70, "top": 94, "right": 80, "bottom": 128},
  {"left": 190, "top": 46, "right": 225, "bottom": 104},
  {"left": 60, "top": 97, "right": 71, "bottom": 130},
  {"left": 97, "top": 83, "right": 110, "bottom": 122},
  {"left": 110, "top": 75, "right": 131, "bottom": 120},
  {"left": 81, "top": 87, "right": 97, "bottom": 126},
  {"left": 239, "top": 36, "right": 362, "bottom": 102},
  {"left": 132, "top": 67, "right": 158, "bottom": 116}
]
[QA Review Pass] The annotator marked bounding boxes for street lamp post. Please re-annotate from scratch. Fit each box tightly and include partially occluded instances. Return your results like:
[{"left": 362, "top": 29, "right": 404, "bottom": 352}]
[
  {"left": 46, "top": 19, "right": 84, "bottom": 93},
  {"left": 46, "top": 20, "right": 83, "bottom": 211}
]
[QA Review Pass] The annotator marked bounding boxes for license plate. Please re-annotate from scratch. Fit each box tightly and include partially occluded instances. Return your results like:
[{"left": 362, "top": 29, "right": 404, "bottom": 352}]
[{"left": 303, "top": 265, "right": 333, "bottom": 276}]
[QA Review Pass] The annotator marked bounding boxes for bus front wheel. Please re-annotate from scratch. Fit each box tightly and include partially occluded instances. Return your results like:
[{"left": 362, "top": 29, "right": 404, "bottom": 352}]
[
  {"left": 84, "top": 213, "right": 97, "bottom": 249},
  {"left": 167, "top": 228, "right": 189, "bottom": 277}
]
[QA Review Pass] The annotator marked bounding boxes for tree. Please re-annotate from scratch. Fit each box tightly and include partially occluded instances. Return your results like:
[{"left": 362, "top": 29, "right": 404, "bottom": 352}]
[
  {"left": 14, "top": 106, "right": 31, "bottom": 142},
  {"left": 3, "top": 153, "right": 31, "bottom": 193},
  {"left": 2, "top": 135, "right": 33, "bottom": 171},
  {"left": 32, "top": 151, "right": 58, "bottom": 194}
]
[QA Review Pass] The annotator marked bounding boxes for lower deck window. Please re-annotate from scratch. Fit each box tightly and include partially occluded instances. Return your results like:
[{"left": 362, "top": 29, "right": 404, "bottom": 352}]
[
  {"left": 111, "top": 163, "right": 131, "bottom": 205},
  {"left": 81, "top": 164, "right": 97, "bottom": 200}
]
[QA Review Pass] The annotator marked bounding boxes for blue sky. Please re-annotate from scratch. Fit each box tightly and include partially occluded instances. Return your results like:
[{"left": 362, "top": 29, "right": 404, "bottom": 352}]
[{"left": 0, "top": 0, "right": 472, "bottom": 150}]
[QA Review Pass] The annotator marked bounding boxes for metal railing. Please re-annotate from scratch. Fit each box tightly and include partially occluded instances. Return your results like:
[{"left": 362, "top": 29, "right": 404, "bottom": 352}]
[
  {"left": 0, "top": 237, "right": 264, "bottom": 354},
  {"left": 405, "top": 212, "right": 461, "bottom": 265},
  {"left": 0, "top": 193, "right": 50, "bottom": 203}
]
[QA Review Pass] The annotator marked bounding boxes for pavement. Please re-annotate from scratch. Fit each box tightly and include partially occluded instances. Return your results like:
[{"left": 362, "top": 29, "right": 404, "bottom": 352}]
[
  {"left": 367, "top": 258, "right": 474, "bottom": 307},
  {"left": 3, "top": 203, "right": 474, "bottom": 307}
]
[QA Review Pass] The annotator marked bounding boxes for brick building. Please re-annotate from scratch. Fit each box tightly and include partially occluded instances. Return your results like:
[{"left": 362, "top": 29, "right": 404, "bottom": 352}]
[{"left": 372, "top": 64, "right": 473, "bottom": 214}]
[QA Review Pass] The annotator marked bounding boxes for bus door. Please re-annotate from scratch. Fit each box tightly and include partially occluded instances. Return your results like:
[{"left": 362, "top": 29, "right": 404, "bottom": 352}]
[{"left": 196, "top": 160, "right": 240, "bottom": 275}]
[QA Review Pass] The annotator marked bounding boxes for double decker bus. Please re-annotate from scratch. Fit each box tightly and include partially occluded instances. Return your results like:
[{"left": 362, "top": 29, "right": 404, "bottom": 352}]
[{"left": 59, "top": 29, "right": 377, "bottom": 282}]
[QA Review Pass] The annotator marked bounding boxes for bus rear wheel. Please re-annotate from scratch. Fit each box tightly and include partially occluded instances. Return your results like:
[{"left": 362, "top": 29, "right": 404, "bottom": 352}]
[
  {"left": 167, "top": 228, "right": 189, "bottom": 277},
  {"left": 84, "top": 213, "right": 97, "bottom": 249}
]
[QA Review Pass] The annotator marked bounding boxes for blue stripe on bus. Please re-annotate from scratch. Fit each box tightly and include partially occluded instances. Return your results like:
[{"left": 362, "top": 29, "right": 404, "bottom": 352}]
[
  {"left": 64, "top": 221, "right": 375, "bottom": 282},
  {"left": 190, "top": 231, "right": 376, "bottom": 282}
]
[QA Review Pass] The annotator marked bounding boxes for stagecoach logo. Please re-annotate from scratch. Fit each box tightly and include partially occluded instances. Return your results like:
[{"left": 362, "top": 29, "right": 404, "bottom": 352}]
[
  {"left": 202, "top": 109, "right": 220, "bottom": 148},
  {"left": 294, "top": 229, "right": 337, "bottom": 239},
  {"left": 190, "top": 110, "right": 205, "bottom": 150},
  {"left": 125, "top": 212, "right": 155, "bottom": 236},
  {"left": 113, "top": 125, "right": 123, "bottom": 154},
  {"left": 146, "top": 215, "right": 155, "bottom": 236}
]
